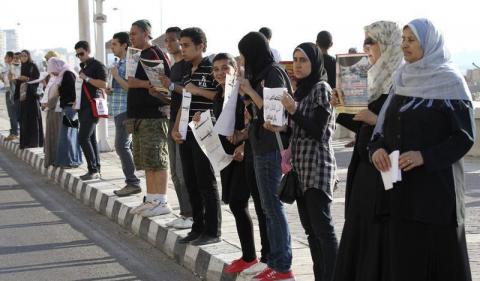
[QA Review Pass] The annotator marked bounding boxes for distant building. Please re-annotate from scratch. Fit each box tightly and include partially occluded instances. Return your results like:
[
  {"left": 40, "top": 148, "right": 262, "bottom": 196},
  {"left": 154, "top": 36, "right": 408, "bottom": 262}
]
[{"left": 466, "top": 68, "right": 480, "bottom": 100}]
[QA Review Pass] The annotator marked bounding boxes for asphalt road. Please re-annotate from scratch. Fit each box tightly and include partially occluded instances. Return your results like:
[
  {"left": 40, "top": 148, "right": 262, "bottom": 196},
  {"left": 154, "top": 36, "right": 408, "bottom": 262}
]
[{"left": 0, "top": 148, "right": 199, "bottom": 281}]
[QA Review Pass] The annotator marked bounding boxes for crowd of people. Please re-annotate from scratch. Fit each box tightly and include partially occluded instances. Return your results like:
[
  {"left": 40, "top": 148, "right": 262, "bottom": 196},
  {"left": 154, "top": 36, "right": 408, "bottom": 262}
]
[{"left": 0, "top": 18, "right": 475, "bottom": 281}]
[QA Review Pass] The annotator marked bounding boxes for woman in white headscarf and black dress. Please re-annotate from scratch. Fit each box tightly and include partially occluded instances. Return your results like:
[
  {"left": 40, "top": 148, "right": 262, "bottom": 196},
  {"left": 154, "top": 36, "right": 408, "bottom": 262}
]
[
  {"left": 370, "top": 18, "right": 474, "bottom": 281},
  {"left": 333, "top": 21, "right": 403, "bottom": 281}
]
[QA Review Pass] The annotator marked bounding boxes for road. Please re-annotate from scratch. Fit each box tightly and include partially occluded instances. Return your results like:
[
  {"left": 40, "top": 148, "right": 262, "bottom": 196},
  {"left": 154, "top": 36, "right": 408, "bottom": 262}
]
[{"left": 0, "top": 148, "right": 199, "bottom": 281}]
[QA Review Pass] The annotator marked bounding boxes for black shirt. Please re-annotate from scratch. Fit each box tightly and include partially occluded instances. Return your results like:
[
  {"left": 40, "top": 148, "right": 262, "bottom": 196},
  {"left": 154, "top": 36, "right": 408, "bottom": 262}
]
[
  {"left": 59, "top": 71, "right": 77, "bottom": 108},
  {"left": 80, "top": 58, "right": 107, "bottom": 111},
  {"left": 323, "top": 54, "right": 336, "bottom": 88},
  {"left": 127, "top": 45, "right": 171, "bottom": 119},
  {"left": 169, "top": 59, "right": 189, "bottom": 120},
  {"left": 182, "top": 57, "right": 217, "bottom": 126}
]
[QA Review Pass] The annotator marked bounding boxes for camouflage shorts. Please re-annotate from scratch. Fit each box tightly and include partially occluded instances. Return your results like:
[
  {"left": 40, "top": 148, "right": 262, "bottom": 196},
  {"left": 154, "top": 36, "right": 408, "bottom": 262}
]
[{"left": 132, "top": 118, "right": 169, "bottom": 171}]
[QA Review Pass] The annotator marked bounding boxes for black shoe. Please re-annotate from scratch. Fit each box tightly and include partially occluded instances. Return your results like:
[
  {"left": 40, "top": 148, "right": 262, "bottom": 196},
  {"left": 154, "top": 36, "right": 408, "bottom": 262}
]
[
  {"left": 190, "top": 234, "right": 221, "bottom": 246},
  {"left": 80, "top": 172, "right": 101, "bottom": 181},
  {"left": 178, "top": 232, "right": 201, "bottom": 244},
  {"left": 113, "top": 185, "right": 142, "bottom": 197}
]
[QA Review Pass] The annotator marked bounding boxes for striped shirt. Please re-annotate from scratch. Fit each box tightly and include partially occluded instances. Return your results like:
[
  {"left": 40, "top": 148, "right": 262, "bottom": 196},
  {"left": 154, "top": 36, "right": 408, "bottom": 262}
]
[
  {"left": 182, "top": 57, "right": 217, "bottom": 124},
  {"left": 109, "top": 58, "right": 128, "bottom": 117}
]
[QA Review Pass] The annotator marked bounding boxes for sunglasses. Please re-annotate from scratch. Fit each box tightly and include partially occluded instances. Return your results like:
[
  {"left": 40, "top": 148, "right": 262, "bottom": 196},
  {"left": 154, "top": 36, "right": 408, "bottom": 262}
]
[
  {"left": 76, "top": 52, "right": 85, "bottom": 58},
  {"left": 363, "top": 37, "right": 377, "bottom": 46}
]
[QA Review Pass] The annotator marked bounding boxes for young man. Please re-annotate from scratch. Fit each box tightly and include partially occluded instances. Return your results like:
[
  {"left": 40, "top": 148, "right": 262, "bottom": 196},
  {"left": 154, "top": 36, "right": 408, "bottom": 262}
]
[
  {"left": 127, "top": 20, "right": 172, "bottom": 217},
  {"left": 316, "top": 30, "right": 336, "bottom": 88},
  {"left": 2, "top": 51, "right": 19, "bottom": 141},
  {"left": 75, "top": 40, "right": 107, "bottom": 180},
  {"left": 107, "top": 32, "right": 142, "bottom": 197},
  {"left": 158, "top": 27, "right": 193, "bottom": 229},
  {"left": 171, "top": 27, "right": 221, "bottom": 246},
  {"left": 259, "top": 27, "right": 281, "bottom": 63}
]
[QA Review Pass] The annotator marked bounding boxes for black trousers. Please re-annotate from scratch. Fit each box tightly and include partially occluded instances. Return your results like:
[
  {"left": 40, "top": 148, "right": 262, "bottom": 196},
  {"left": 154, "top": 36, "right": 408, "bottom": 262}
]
[
  {"left": 297, "top": 188, "right": 338, "bottom": 281},
  {"left": 78, "top": 108, "right": 100, "bottom": 173},
  {"left": 179, "top": 131, "right": 221, "bottom": 237}
]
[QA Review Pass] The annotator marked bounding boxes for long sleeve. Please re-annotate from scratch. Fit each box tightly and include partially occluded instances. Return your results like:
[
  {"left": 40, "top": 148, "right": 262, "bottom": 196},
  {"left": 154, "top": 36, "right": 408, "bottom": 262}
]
[
  {"left": 291, "top": 106, "right": 330, "bottom": 141},
  {"left": 336, "top": 113, "right": 362, "bottom": 133}
]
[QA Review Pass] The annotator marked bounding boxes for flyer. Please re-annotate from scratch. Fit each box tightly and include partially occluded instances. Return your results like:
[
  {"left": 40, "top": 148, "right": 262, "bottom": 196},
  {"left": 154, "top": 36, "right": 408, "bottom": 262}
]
[
  {"left": 335, "top": 53, "right": 369, "bottom": 113},
  {"left": 125, "top": 47, "right": 142, "bottom": 79},
  {"left": 213, "top": 74, "right": 240, "bottom": 136},
  {"left": 263, "top": 87, "right": 288, "bottom": 127},
  {"left": 140, "top": 58, "right": 169, "bottom": 93}
]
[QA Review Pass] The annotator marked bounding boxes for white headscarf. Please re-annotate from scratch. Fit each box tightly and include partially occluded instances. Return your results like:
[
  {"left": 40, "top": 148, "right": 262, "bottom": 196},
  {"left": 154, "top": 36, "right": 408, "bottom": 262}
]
[
  {"left": 393, "top": 18, "right": 471, "bottom": 101},
  {"left": 365, "top": 21, "right": 403, "bottom": 102}
]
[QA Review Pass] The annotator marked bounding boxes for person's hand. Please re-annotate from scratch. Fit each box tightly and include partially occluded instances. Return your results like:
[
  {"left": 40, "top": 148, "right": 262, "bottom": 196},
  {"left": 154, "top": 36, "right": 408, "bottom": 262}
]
[
  {"left": 233, "top": 144, "right": 245, "bottom": 162},
  {"left": 192, "top": 111, "right": 201, "bottom": 123},
  {"left": 159, "top": 74, "right": 171, "bottom": 88},
  {"left": 171, "top": 127, "right": 184, "bottom": 144},
  {"left": 353, "top": 109, "right": 377, "bottom": 125},
  {"left": 239, "top": 78, "right": 254, "bottom": 97},
  {"left": 330, "top": 89, "right": 342, "bottom": 107},
  {"left": 41, "top": 103, "right": 48, "bottom": 110},
  {"left": 263, "top": 121, "right": 286, "bottom": 133},
  {"left": 227, "top": 129, "right": 246, "bottom": 145},
  {"left": 105, "top": 88, "right": 113, "bottom": 95},
  {"left": 372, "top": 148, "right": 391, "bottom": 172},
  {"left": 148, "top": 85, "right": 159, "bottom": 97},
  {"left": 79, "top": 72, "right": 87, "bottom": 80},
  {"left": 399, "top": 151, "right": 424, "bottom": 172},
  {"left": 111, "top": 66, "right": 119, "bottom": 78},
  {"left": 185, "top": 83, "right": 199, "bottom": 95},
  {"left": 18, "top": 75, "right": 29, "bottom": 82},
  {"left": 281, "top": 91, "right": 296, "bottom": 114}
]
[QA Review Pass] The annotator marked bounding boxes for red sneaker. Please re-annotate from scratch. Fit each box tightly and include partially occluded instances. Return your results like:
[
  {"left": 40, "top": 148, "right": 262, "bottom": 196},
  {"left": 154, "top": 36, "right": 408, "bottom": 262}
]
[
  {"left": 253, "top": 267, "right": 273, "bottom": 280},
  {"left": 259, "top": 270, "right": 295, "bottom": 281},
  {"left": 224, "top": 258, "right": 258, "bottom": 274}
]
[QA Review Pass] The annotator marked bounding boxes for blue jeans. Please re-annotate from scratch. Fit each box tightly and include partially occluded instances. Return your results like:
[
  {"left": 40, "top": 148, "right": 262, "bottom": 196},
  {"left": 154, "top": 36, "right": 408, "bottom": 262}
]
[
  {"left": 253, "top": 149, "right": 292, "bottom": 273},
  {"left": 5, "top": 89, "right": 19, "bottom": 135},
  {"left": 114, "top": 112, "right": 140, "bottom": 187}
]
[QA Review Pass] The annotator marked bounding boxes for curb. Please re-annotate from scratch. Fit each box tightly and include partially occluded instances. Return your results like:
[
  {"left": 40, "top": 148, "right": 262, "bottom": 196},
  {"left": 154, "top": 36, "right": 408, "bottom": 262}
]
[{"left": 0, "top": 134, "right": 252, "bottom": 281}]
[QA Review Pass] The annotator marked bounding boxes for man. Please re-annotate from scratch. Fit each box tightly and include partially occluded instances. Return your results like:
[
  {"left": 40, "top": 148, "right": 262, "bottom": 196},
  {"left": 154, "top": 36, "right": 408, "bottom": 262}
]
[
  {"left": 2, "top": 51, "right": 19, "bottom": 141},
  {"left": 75, "top": 40, "right": 107, "bottom": 180},
  {"left": 127, "top": 20, "right": 172, "bottom": 217},
  {"left": 105, "top": 32, "right": 142, "bottom": 196},
  {"left": 158, "top": 27, "right": 193, "bottom": 229},
  {"left": 259, "top": 27, "right": 281, "bottom": 63},
  {"left": 316, "top": 30, "right": 336, "bottom": 88},
  {"left": 171, "top": 27, "right": 221, "bottom": 246}
]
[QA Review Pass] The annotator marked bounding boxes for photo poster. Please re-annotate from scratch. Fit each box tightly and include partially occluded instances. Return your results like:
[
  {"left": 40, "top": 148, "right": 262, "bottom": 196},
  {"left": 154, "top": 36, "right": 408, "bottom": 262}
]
[
  {"left": 140, "top": 58, "right": 169, "bottom": 95},
  {"left": 335, "top": 53, "right": 369, "bottom": 114},
  {"left": 179, "top": 90, "right": 192, "bottom": 140},
  {"left": 125, "top": 47, "right": 142, "bottom": 79},
  {"left": 189, "top": 110, "right": 233, "bottom": 173},
  {"left": 263, "top": 87, "right": 288, "bottom": 127},
  {"left": 213, "top": 74, "right": 240, "bottom": 136},
  {"left": 279, "top": 61, "right": 295, "bottom": 84}
]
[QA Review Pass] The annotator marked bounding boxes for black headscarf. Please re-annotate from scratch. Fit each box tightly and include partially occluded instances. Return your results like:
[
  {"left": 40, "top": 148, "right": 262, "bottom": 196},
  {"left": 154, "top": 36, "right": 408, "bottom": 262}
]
[
  {"left": 294, "top": 42, "right": 327, "bottom": 100},
  {"left": 20, "top": 49, "right": 34, "bottom": 76},
  {"left": 238, "top": 32, "right": 275, "bottom": 88}
]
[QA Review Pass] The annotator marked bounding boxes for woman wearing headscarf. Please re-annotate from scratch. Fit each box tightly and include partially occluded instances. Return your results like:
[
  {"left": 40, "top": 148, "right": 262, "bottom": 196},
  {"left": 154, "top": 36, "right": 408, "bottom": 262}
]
[
  {"left": 332, "top": 21, "right": 403, "bottom": 281},
  {"left": 370, "top": 18, "right": 473, "bottom": 281},
  {"left": 47, "top": 57, "right": 83, "bottom": 168},
  {"left": 237, "top": 32, "right": 295, "bottom": 281},
  {"left": 280, "top": 42, "right": 338, "bottom": 281},
  {"left": 15, "top": 49, "right": 43, "bottom": 149},
  {"left": 42, "top": 51, "right": 62, "bottom": 168}
]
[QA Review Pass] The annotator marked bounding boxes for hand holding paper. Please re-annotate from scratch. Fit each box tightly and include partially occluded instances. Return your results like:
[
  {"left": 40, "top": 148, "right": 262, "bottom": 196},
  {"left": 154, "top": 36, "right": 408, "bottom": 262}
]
[{"left": 380, "top": 150, "right": 402, "bottom": 190}]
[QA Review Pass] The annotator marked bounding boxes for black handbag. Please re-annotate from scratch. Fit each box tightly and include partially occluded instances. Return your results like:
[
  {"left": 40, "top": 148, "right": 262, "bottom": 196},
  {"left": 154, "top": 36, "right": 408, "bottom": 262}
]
[
  {"left": 63, "top": 115, "right": 79, "bottom": 128},
  {"left": 278, "top": 170, "right": 302, "bottom": 204}
]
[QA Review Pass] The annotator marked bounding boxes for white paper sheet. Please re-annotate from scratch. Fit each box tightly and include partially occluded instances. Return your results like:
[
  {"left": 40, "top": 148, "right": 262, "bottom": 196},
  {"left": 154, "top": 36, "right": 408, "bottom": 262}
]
[
  {"left": 125, "top": 47, "right": 142, "bottom": 79},
  {"left": 189, "top": 111, "right": 233, "bottom": 172},
  {"left": 263, "top": 87, "right": 287, "bottom": 127},
  {"left": 27, "top": 72, "right": 49, "bottom": 84},
  {"left": 213, "top": 74, "right": 240, "bottom": 136},
  {"left": 140, "top": 58, "right": 169, "bottom": 93},
  {"left": 74, "top": 78, "right": 83, "bottom": 110},
  {"left": 179, "top": 90, "right": 192, "bottom": 140},
  {"left": 380, "top": 150, "right": 402, "bottom": 190}
]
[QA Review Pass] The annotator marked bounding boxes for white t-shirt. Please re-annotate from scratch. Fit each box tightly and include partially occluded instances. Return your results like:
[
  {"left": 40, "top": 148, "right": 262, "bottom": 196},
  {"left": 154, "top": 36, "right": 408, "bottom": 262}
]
[{"left": 271, "top": 48, "right": 282, "bottom": 63}]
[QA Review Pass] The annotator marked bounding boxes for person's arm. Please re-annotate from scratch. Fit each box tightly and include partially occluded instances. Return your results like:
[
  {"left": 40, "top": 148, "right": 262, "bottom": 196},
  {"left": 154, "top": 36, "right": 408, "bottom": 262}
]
[
  {"left": 337, "top": 113, "right": 362, "bottom": 132},
  {"left": 184, "top": 83, "right": 216, "bottom": 100},
  {"left": 291, "top": 106, "right": 331, "bottom": 141},
  {"left": 111, "top": 66, "right": 128, "bottom": 91}
]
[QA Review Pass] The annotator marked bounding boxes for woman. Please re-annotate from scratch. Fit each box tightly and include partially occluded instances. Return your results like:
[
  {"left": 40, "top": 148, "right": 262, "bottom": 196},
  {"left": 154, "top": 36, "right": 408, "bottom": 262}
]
[
  {"left": 371, "top": 18, "right": 473, "bottom": 281},
  {"left": 333, "top": 21, "right": 403, "bottom": 281},
  {"left": 237, "top": 32, "right": 294, "bottom": 281},
  {"left": 47, "top": 57, "right": 83, "bottom": 168},
  {"left": 42, "top": 51, "right": 62, "bottom": 168},
  {"left": 279, "top": 42, "right": 338, "bottom": 281},
  {"left": 15, "top": 50, "right": 43, "bottom": 149}
]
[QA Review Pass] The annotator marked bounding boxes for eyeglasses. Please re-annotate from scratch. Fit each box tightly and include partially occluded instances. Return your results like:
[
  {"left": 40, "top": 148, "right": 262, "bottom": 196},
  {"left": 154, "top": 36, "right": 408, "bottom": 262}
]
[
  {"left": 76, "top": 52, "right": 85, "bottom": 58},
  {"left": 363, "top": 37, "right": 377, "bottom": 47}
]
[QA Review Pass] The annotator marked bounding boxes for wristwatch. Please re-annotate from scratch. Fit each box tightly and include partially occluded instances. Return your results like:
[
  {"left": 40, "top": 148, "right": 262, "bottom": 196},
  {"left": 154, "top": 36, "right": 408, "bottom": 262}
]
[
  {"left": 85, "top": 77, "right": 91, "bottom": 83},
  {"left": 168, "top": 82, "right": 175, "bottom": 91}
]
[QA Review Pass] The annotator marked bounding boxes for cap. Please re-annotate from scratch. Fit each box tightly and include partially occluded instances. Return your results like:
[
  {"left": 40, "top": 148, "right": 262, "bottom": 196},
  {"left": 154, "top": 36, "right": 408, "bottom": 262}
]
[{"left": 132, "top": 19, "right": 153, "bottom": 39}]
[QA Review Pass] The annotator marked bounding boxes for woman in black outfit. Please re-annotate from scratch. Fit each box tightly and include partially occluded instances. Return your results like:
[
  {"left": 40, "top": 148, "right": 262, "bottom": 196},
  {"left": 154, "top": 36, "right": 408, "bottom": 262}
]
[
  {"left": 333, "top": 21, "right": 403, "bottom": 281},
  {"left": 370, "top": 18, "right": 473, "bottom": 281}
]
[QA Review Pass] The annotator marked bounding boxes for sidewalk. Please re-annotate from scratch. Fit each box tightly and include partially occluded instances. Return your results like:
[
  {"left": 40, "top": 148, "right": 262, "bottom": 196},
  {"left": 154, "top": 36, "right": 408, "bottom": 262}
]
[{"left": 0, "top": 98, "right": 479, "bottom": 280}]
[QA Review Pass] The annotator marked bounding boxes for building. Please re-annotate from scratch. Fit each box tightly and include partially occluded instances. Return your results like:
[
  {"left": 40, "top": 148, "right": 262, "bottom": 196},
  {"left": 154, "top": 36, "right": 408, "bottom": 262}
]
[{"left": 466, "top": 68, "right": 480, "bottom": 100}]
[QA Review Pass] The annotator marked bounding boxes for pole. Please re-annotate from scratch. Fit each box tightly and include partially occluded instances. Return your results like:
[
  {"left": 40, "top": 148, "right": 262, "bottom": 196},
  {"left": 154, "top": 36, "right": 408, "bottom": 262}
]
[{"left": 78, "top": 0, "right": 91, "bottom": 44}]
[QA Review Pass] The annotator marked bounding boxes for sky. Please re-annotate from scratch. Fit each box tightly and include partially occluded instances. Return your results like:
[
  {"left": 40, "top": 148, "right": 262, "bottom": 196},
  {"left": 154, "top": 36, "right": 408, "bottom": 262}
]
[{"left": 1, "top": 0, "right": 479, "bottom": 72}]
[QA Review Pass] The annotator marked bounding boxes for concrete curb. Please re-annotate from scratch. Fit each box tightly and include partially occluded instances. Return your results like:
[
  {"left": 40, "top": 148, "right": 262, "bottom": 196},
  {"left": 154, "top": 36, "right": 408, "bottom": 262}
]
[{"left": 0, "top": 134, "right": 251, "bottom": 281}]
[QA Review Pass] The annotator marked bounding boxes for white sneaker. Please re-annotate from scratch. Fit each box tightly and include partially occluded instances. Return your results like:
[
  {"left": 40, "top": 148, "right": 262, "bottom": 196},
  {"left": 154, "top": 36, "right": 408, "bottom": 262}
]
[
  {"left": 130, "top": 201, "right": 157, "bottom": 215},
  {"left": 241, "top": 261, "right": 267, "bottom": 276},
  {"left": 166, "top": 217, "right": 184, "bottom": 227},
  {"left": 140, "top": 201, "right": 172, "bottom": 217},
  {"left": 172, "top": 217, "right": 193, "bottom": 229}
]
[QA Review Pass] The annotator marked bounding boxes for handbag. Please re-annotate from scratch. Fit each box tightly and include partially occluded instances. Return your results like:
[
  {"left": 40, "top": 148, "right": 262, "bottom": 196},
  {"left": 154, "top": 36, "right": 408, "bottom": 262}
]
[
  {"left": 63, "top": 115, "right": 79, "bottom": 128},
  {"left": 82, "top": 82, "right": 109, "bottom": 118},
  {"left": 278, "top": 169, "right": 302, "bottom": 204}
]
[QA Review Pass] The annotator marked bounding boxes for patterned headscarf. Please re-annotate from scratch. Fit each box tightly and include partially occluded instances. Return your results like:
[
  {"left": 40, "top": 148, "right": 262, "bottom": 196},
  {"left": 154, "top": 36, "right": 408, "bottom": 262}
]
[{"left": 364, "top": 21, "right": 403, "bottom": 102}]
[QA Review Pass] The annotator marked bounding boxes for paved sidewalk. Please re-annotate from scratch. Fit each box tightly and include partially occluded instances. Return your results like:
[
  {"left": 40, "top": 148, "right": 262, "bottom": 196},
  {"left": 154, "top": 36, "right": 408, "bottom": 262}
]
[{"left": 0, "top": 97, "right": 478, "bottom": 280}]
